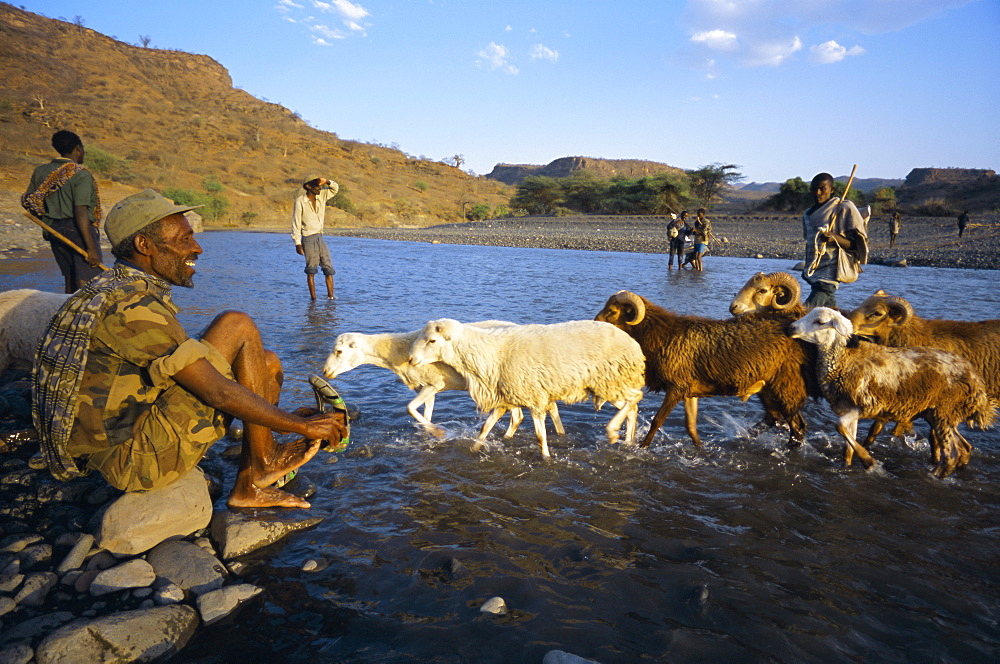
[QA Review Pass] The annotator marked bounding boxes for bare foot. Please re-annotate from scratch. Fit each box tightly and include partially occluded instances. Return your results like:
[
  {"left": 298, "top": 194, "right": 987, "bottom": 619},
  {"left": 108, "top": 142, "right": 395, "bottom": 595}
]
[
  {"left": 253, "top": 438, "right": 322, "bottom": 489},
  {"left": 228, "top": 484, "right": 311, "bottom": 509}
]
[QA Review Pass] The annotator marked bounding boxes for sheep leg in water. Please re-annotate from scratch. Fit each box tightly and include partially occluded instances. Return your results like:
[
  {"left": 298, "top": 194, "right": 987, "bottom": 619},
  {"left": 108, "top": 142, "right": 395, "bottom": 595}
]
[
  {"left": 547, "top": 404, "right": 565, "bottom": 435},
  {"left": 931, "top": 425, "right": 970, "bottom": 478},
  {"left": 641, "top": 390, "right": 689, "bottom": 448},
  {"left": 836, "top": 413, "right": 878, "bottom": 469},
  {"left": 478, "top": 408, "right": 508, "bottom": 440},
  {"left": 502, "top": 408, "right": 523, "bottom": 438},
  {"left": 407, "top": 387, "right": 445, "bottom": 437},
  {"left": 531, "top": 408, "right": 551, "bottom": 458},
  {"left": 605, "top": 398, "right": 640, "bottom": 446},
  {"left": 683, "top": 397, "right": 700, "bottom": 446}
]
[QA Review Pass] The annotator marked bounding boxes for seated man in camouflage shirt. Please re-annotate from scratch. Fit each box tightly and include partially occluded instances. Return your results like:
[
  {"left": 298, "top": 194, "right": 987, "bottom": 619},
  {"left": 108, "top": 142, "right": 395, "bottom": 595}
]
[{"left": 33, "top": 189, "right": 347, "bottom": 508}]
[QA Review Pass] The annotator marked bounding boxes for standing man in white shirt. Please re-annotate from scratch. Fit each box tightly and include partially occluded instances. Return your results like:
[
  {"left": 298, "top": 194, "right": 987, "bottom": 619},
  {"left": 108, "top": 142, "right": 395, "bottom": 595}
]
[{"left": 292, "top": 175, "right": 339, "bottom": 300}]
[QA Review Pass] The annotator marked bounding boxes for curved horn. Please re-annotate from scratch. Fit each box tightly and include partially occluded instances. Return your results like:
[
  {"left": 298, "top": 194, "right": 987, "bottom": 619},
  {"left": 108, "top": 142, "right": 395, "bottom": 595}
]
[
  {"left": 765, "top": 272, "right": 801, "bottom": 309},
  {"left": 611, "top": 290, "right": 646, "bottom": 325},
  {"left": 884, "top": 295, "right": 914, "bottom": 323}
]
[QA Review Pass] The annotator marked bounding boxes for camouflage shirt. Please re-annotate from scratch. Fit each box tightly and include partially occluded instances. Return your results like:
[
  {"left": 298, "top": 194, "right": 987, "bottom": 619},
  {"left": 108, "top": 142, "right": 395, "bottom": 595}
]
[{"left": 33, "top": 262, "right": 227, "bottom": 481}]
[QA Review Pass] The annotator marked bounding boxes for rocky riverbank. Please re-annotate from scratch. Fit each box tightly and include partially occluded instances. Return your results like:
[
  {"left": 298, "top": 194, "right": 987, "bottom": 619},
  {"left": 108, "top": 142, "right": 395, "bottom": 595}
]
[{"left": 4, "top": 212, "right": 999, "bottom": 271}]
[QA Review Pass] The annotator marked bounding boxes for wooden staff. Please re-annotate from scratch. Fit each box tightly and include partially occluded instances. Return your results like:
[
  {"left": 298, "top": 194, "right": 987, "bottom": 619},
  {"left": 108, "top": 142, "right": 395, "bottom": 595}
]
[{"left": 22, "top": 211, "right": 109, "bottom": 271}]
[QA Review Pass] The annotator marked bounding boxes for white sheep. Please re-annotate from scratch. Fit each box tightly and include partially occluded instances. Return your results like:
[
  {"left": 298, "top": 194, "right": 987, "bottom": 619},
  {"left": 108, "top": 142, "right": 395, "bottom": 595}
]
[
  {"left": 408, "top": 318, "right": 646, "bottom": 459},
  {"left": 790, "top": 307, "right": 995, "bottom": 477},
  {"left": 323, "top": 322, "right": 563, "bottom": 437},
  {"left": 0, "top": 289, "right": 70, "bottom": 373}
]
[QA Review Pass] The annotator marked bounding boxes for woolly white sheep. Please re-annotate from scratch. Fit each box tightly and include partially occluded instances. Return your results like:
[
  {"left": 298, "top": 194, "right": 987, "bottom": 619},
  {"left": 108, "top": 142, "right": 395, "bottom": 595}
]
[
  {"left": 408, "top": 318, "right": 645, "bottom": 459},
  {"left": 323, "top": 322, "right": 562, "bottom": 437},
  {"left": 790, "top": 307, "right": 995, "bottom": 477},
  {"left": 0, "top": 289, "right": 70, "bottom": 373}
]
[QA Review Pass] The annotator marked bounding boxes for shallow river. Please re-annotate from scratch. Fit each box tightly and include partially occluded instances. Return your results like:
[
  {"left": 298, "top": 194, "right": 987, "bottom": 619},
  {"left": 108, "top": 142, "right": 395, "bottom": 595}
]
[{"left": 3, "top": 233, "right": 999, "bottom": 663}]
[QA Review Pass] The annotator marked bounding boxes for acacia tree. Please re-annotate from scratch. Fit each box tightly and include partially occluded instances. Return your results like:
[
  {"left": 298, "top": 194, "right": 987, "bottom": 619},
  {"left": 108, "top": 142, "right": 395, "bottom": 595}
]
[
  {"left": 511, "top": 176, "right": 562, "bottom": 214},
  {"left": 687, "top": 163, "right": 743, "bottom": 209}
]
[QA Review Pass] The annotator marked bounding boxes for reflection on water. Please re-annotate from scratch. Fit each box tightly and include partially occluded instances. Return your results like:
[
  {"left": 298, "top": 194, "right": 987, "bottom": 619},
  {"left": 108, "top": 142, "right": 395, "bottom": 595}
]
[{"left": 3, "top": 232, "right": 1000, "bottom": 663}]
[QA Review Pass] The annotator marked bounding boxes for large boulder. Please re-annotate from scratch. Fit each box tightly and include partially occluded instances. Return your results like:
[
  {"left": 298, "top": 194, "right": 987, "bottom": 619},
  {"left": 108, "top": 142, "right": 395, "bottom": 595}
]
[
  {"left": 95, "top": 468, "right": 212, "bottom": 555},
  {"left": 210, "top": 509, "right": 323, "bottom": 560},
  {"left": 146, "top": 540, "right": 226, "bottom": 596},
  {"left": 35, "top": 605, "right": 198, "bottom": 664}
]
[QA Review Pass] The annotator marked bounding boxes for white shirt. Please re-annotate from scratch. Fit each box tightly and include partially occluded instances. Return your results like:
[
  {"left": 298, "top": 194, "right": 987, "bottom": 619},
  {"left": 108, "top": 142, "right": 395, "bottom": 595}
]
[{"left": 291, "top": 183, "right": 339, "bottom": 244}]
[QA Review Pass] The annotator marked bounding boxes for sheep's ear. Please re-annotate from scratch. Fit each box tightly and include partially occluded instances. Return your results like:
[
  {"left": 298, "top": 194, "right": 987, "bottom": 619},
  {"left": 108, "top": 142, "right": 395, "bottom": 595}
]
[{"left": 833, "top": 312, "right": 854, "bottom": 337}]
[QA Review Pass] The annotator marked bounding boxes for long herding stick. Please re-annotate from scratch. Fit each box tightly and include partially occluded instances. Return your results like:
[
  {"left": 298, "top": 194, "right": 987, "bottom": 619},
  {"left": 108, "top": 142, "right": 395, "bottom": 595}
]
[{"left": 22, "top": 210, "right": 109, "bottom": 271}]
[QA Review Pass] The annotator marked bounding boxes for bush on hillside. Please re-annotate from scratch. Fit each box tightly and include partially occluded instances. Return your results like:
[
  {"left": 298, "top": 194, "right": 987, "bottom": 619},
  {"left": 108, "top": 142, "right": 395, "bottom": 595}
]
[
  {"left": 162, "top": 186, "right": 229, "bottom": 221},
  {"left": 85, "top": 147, "right": 134, "bottom": 182}
]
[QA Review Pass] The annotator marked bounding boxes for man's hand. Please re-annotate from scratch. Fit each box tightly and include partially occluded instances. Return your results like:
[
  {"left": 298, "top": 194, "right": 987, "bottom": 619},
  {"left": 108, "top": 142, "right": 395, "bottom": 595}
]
[
  {"left": 301, "top": 411, "right": 348, "bottom": 442},
  {"left": 85, "top": 247, "right": 102, "bottom": 268},
  {"left": 295, "top": 244, "right": 304, "bottom": 256}
]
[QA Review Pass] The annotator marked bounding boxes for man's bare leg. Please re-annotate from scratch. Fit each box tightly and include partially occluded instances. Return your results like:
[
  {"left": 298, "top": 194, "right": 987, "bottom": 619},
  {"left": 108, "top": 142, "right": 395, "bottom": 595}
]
[
  {"left": 325, "top": 274, "right": 335, "bottom": 299},
  {"left": 306, "top": 273, "right": 317, "bottom": 300},
  {"left": 200, "top": 311, "right": 321, "bottom": 508}
]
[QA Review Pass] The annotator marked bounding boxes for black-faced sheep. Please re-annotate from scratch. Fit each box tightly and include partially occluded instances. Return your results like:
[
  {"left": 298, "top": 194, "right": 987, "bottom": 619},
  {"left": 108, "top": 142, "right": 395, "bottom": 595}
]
[
  {"left": 408, "top": 318, "right": 645, "bottom": 459},
  {"left": 322, "top": 323, "right": 561, "bottom": 437},
  {"left": 0, "top": 289, "right": 70, "bottom": 373},
  {"left": 790, "top": 307, "right": 995, "bottom": 477},
  {"left": 595, "top": 290, "right": 813, "bottom": 448}
]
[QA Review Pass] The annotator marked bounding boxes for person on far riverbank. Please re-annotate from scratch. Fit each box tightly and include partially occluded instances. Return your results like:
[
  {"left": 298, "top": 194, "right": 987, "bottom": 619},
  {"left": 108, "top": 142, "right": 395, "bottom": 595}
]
[
  {"left": 33, "top": 189, "right": 348, "bottom": 509},
  {"left": 958, "top": 210, "right": 969, "bottom": 237},
  {"left": 889, "top": 211, "right": 901, "bottom": 248},
  {"left": 292, "top": 175, "right": 339, "bottom": 300}
]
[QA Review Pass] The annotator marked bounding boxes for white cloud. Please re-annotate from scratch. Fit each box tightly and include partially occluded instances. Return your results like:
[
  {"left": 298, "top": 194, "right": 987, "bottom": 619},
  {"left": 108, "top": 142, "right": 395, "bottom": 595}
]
[
  {"left": 310, "top": 23, "right": 347, "bottom": 42},
  {"left": 744, "top": 35, "right": 802, "bottom": 67},
  {"left": 279, "top": 0, "right": 369, "bottom": 42},
  {"left": 690, "top": 28, "right": 738, "bottom": 51},
  {"left": 682, "top": 0, "right": 975, "bottom": 71},
  {"left": 505, "top": 25, "right": 513, "bottom": 32},
  {"left": 530, "top": 44, "right": 559, "bottom": 62},
  {"left": 277, "top": 0, "right": 304, "bottom": 10},
  {"left": 809, "top": 40, "right": 866, "bottom": 64},
  {"left": 477, "top": 42, "right": 519, "bottom": 74}
]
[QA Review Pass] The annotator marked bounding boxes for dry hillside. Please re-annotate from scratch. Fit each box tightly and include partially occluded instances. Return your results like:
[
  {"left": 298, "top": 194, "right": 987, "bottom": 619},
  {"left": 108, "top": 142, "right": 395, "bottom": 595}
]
[{"left": 0, "top": 3, "right": 510, "bottom": 229}]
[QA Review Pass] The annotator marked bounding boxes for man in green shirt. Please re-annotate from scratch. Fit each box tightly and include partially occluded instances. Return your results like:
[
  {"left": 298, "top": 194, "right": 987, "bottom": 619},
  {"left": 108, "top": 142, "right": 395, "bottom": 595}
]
[{"left": 24, "top": 130, "right": 104, "bottom": 293}]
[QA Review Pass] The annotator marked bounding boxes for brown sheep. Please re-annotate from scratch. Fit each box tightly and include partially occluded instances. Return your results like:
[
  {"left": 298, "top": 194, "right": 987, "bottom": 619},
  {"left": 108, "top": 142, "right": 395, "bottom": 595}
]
[
  {"left": 791, "top": 307, "right": 995, "bottom": 477},
  {"left": 595, "top": 290, "right": 813, "bottom": 448},
  {"left": 848, "top": 290, "right": 1000, "bottom": 446}
]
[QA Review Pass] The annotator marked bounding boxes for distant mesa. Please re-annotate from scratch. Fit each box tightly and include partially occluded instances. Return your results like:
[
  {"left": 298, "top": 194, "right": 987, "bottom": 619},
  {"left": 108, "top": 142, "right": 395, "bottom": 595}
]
[
  {"left": 486, "top": 156, "right": 684, "bottom": 186},
  {"left": 903, "top": 167, "right": 996, "bottom": 188}
]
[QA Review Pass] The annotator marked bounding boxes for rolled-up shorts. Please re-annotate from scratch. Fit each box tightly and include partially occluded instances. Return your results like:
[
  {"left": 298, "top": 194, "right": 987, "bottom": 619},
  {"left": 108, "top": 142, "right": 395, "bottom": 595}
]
[
  {"left": 86, "top": 340, "right": 233, "bottom": 492},
  {"left": 302, "top": 233, "right": 335, "bottom": 276},
  {"left": 46, "top": 218, "right": 104, "bottom": 286},
  {"left": 695, "top": 242, "right": 708, "bottom": 254}
]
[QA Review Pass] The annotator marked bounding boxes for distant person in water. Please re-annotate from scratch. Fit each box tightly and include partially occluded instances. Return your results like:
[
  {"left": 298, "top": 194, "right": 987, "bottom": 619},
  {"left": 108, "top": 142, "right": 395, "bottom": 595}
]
[
  {"left": 888, "top": 211, "right": 901, "bottom": 248},
  {"left": 292, "top": 175, "right": 339, "bottom": 299},
  {"left": 801, "top": 172, "right": 868, "bottom": 309},
  {"left": 22, "top": 130, "right": 104, "bottom": 293},
  {"left": 691, "top": 208, "right": 712, "bottom": 271},
  {"left": 667, "top": 211, "right": 690, "bottom": 270},
  {"left": 33, "top": 189, "right": 348, "bottom": 508},
  {"left": 958, "top": 210, "right": 969, "bottom": 237}
]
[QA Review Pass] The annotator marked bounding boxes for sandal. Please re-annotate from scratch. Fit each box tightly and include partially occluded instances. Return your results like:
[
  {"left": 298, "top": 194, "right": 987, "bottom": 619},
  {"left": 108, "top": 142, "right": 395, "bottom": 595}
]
[{"left": 309, "top": 374, "right": 351, "bottom": 453}]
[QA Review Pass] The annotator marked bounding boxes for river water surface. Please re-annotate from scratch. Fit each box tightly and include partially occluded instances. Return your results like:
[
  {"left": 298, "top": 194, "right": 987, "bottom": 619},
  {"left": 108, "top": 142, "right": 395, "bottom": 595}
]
[{"left": 3, "top": 232, "right": 999, "bottom": 663}]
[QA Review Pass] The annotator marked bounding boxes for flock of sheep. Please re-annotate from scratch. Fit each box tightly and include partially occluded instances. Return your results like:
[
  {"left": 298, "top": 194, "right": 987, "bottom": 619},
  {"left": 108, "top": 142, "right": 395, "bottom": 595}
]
[{"left": 2, "top": 271, "right": 997, "bottom": 478}]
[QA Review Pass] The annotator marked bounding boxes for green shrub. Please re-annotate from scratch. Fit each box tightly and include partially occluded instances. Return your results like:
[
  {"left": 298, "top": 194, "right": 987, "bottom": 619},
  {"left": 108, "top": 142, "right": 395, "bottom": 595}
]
[
  {"left": 414, "top": 180, "right": 429, "bottom": 192},
  {"left": 493, "top": 204, "right": 510, "bottom": 218},
  {"left": 467, "top": 203, "right": 491, "bottom": 221},
  {"left": 912, "top": 198, "right": 957, "bottom": 217},
  {"left": 202, "top": 177, "right": 223, "bottom": 194},
  {"left": 162, "top": 186, "right": 229, "bottom": 221},
  {"left": 85, "top": 147, "right": 134, "bottom": 182},
  {"left": 330, "top": 186, "right": 358, "bottom": 216}
]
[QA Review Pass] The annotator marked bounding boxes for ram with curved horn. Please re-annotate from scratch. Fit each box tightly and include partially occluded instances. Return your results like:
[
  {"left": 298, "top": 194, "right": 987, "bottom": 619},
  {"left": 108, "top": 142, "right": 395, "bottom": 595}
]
[
  {"left": 595, "top": 290, "right": 810, "bottom": 448},
  {"left": 729, "top": 271, "right": 806, "bottom": 317}
]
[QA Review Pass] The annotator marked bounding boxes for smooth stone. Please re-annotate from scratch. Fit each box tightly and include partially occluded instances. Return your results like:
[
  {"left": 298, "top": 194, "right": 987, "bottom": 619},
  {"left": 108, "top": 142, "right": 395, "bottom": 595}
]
[
  {"left": 89, "top": 559, "right": 156, "bottom": 596},
  {"left": 0, "top": 534, "right": 41, "bottom": 554},
  {"left": 0, "top": 613, "right": 74, "bottom": 647},
  {"left": 73, "top": 569, "right": 101, "bottom": 594},
  {"left": 84, "top": 550, "right": 117, "bottom": 571},
  {"left": 17, "top": 543, "right": 52, "bottom": 570},
  {"left": 153, "top": 583, "right": 185, "bottom": 606},
  {"left": 13, "top": 572, "right": 57, "bottom": 607},
  {"left": 210, "top": 510, "right": 324, "bottom": 560},
  {"left": 146, "top": 540, "right": 225, "bottom": 596},
  {"left": 59, "top": 570, "right": 82, "bottom": 587},
  {"left": 0, "top": 559, "right": 22, "bottom": 593},
  {"left": 543, "top": 651, "right": 602, "bottom": 664},
  {"left": 196, "top": 583, "right": 263, "bottom": 626},
  {"left": 480, "top": 596, "right": 508, "bottom": 615},
  {"left": 0, "top": 596, "right": 15, "bottom": 617},
  {"left": 0, "top": 643, "right": 33, "bottom": 664},
  {"left": 95, "top": 467, "right": 212, "bottom": 556},
  {"left": 34, "top": 605, "right": 198, "bottom": 664},
  {"left": 55, "top": 534, "right": 94, "bottom": 573}
]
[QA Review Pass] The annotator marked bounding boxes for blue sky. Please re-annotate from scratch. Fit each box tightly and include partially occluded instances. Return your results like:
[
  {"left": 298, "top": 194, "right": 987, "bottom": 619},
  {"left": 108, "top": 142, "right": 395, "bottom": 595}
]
[{"left": 19, "top": 0, "right": 999, "bottom": 183}]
